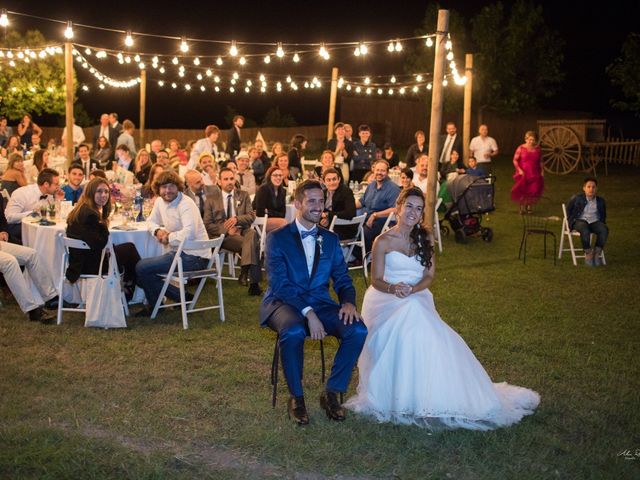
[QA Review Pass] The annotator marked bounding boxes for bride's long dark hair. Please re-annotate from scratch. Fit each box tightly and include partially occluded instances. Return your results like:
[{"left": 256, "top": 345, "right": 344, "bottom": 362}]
[{"left": 397, "top": 187, "right": 434, "bottom": 269}]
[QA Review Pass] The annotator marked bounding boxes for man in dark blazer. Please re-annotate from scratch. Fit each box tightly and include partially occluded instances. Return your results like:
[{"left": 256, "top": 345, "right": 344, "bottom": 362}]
[
  {"left": 73, "top": 144, "right": 100, "bottom": 178},
  {"left": 203, "top": 167, "right": 262, "bottom": 295},
  {"left": 438, "top": 121, "right": 463, "bottom": 165},
  {"left": 260, "top": 180, "right": 367, "bottom": 425},
  {"left": 225, "top": 115, "right": 244, "bottom": 157},
  {"left": 92, "top": 113, "right": 119, "bottom": 153}
]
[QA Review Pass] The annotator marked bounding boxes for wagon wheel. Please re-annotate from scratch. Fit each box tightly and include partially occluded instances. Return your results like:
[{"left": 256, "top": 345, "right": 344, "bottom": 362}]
[{"left": 540, "top": 126, "right": 582, "bottom": 175}]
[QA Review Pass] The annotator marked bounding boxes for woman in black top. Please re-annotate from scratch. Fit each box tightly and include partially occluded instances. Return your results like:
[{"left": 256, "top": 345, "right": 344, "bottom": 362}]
[
  {"left": 382, "top": 142, "right": 400, "bottom": 169},
  {"left": 320, "top": 168, "right": 357, "bottom": 239},
  {"left": 134, "top": 149, "right": 152, "bottom": 185},
  {"left": 404, "top": 130, "right": 427, "bottom": 168},
  {"left": 253, "top": 165, "right": 289, "bottom": 232},
  {"left": 65, "top": 178, "right": 141, "bottom": 299}
]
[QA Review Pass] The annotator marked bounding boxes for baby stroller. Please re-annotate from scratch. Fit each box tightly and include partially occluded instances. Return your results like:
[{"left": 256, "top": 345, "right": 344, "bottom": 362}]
[{"left": 442, "top": 174, "right": 495, "bottom": 244}]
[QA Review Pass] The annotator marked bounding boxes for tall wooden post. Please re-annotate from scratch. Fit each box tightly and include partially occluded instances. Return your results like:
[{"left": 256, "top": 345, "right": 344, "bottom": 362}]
[
  {"left": 327, "top": 67, "right": 339, "bottom": 141},
  {"left": 64, "top": 42, "right": 74, "bottom": 165},
  {"left": 462, "top": 53, "right": 473, "bottom": 163},
  {"left": 425, "top": 10, "right": 449, "bottom": 231},
  {"left": 139, "top": 69, "right": 146, "bottom": 148}
]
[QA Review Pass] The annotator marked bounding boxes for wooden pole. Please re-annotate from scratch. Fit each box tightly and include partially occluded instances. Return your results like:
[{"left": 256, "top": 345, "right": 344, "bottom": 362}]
[
  {"left": 425, "top": 10, "right": 449, "bottom": 232},
  {"left": 462, "top": 53, "right": 473, "bottom": 163},
  {"left": 64, "top": 42, "right": 74, "bottom": 165},
  {"left": 327, "top": 67, "right": 339, "bottom": 141},
  {"left": 139, "top": 69, "right": 146, "bottom": 148}
]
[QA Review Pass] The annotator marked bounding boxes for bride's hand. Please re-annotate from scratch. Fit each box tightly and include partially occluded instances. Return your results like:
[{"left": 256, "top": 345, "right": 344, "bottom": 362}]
[
  {"left": 306, "top": 312, "right": 326, "bottom": 340},
  {"left": 394, "top": 282, "right": 412, "bottom": 298}
]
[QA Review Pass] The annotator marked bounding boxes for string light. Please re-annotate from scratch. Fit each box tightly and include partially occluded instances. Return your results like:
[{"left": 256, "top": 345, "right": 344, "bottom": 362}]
[
  {"left": 172, "top": 56, "right": 179, "bottom": 65},
  {"left": 319, "top": 44, "right": 329, "bottom": 60},
  {"left": 276, "top": 42, "right": 285, "bottom": 58},
  {"left": 239, "top": 56, "right": 247, "bottom": 65},
  {"left": 64, "top": 21, "right": 74, "bottom": 39},
  {"left": 446, "top": 51, "right": 454, "bottom": 61},
  {"left": 229, "top": 41, "right": 238, "bottom": 57},
  {"left": 124, "top": 30, "right": 134, "bottom": 47},
  {"left": 0, "top": 9, "right": 9, "bottom": 27},
  {"left": 425, "top": 37, "right": 434, "bottom": 47},
  {"left": 193, "top": 57, "right": 200, "bottom": 65},
  {"left": 216, "top": 56, "right": 223, "bottom": 66},
  {"left": 293, "top": 52, "right": 300, "bottom": 63},
  {"left": 180, "top": 37, "right": 189, "bottom": 53},
  {"left": 264, "top": 55, "right": 271, "bottom": 64},
  {"left": 390, "top": 76, "right": 396, "bottom": 83},
  {"left": 354, "top": 43, "right": 368, "bottom": 56}
]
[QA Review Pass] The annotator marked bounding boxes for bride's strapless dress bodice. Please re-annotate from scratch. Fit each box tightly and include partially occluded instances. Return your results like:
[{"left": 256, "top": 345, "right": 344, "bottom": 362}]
[
  {"left": 382, "top": 251, "right": 424, "bottom": 286},
  {"left": 345, "top": 250, "right": 540, "bottom": 430}
]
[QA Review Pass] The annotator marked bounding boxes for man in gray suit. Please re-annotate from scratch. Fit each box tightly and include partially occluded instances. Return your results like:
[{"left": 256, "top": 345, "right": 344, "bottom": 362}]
[
  {"left": 203, "top": 167, "right": 262, "bottom": 296},
  {"left": 184, "top": 170, "right": 217, "bottom": 218}
]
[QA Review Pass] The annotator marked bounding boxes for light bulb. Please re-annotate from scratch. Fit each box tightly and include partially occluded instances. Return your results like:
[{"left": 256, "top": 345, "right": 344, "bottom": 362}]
[
  {"left": 377, "top": 88, "right": 383, "bottom": 95},
  {"left": 416, "top": 74, "right": 423, "bottom": 82},
  {"left": 232, "top": 71, "right": 239, "bottom": 79},
  {"left": 185, "top": 84, "right": 191, "bottom": 90},
  {"left": 286, "top": 75, "right": 292, "bottom": 83},
  {"left": 200, "top": 85, "right": 205, "bottom": 91},
  {"left": 388, "top": 88, "right": 394, "bottom": 95},
  {"left": 399, "top": 87, "right": 405, "bottom": 94},
  {"left": 390, "top": 76, "right": 396, "bottom": 83},
  {"left": 193, "top": 57, "right": 200, "bottom": 65},
  {"left": 229, "top": 41, "right": 238, "bottom": 57},
  {"left": 180, "top": 37, "right": 189, "bottom": 53},
  {"left": 395, "top": 41, "right": 402, "bottom": 52},
  {"left": 64, "top": 21, "right": 74, "bottom": 39},
  {"left": 239, "top": 56, "right": 247, "bottom": 65},
  {"left": 158, "top": 80, "right": 164, "bottom": 86},
  {"left": 446, "top": 51, "right": 454, "bottom": 61},
  {"left": 387, "top": 41, "right": 394, "bottom": 52},
  {"left": 360, "top": 43, "right": 368, "bottom": 55},
  {"left": 412, "top": 86, "right": 418, "bottom": 93},
  {"left": 134, "top": 54, "right": 141, "bottom": 62},
  {"left": 355, "top": 86, "right": 361, "bottom": 93},
  {"left": 293, "top": 52, "right": 300, "bottom": 62},
  {"left": 276, "top": 42, "right": 285, "bottom": 58},
  {"left": 196, "top": 73, "right": 203, "bottom": 80},
  {"left": 259, "top": 74, "right": 266, "bottom": 82},
  {"left": 0, "top": 10, "right": 9, "bottom": 27},
  {"left": 171, "top": 82, "right": 177, "bottom": 89},
  {"left": 125, "top": 31, "right": 134, "bottom": 47},
  {"left": 426, "top": 37, "right": 434, "bottom": 47},
  {"left": 364, "top": 77, "right": 370, "bottom": 85},
  {"left": 206, "top": 69, "right": 212, "bottom": 76},
  {"left": 172, "top": 57, "right": 179, "bottom": 65},
  {"left": 264, "top": 55, "right": 271, "bottom": 64},
  {"left": 346, "top": 84, "right": 352, "bottom": 91}
]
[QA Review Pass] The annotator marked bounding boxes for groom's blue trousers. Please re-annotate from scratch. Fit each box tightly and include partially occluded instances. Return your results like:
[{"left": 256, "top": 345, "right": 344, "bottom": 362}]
[{"left": 267, "top": 302, "right": 368, "bottom": 398}]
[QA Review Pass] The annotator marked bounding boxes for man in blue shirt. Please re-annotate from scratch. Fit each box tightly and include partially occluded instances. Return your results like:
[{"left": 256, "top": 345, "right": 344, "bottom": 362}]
[
  {"left": 351, "top": 124, "right": 376, "bottom": 183},
  {"left": 62, "top": 164, "right": 85, "bottom": 205},
  {"left": 566, "top": 177, "right": 608, "bottom": 266},
  {"left": 356, "top": 160, "right": 400, "bottom": 253}
]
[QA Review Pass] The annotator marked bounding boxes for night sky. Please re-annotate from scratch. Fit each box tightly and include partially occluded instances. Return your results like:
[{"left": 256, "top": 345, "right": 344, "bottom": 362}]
[{"left": 2, "top": 0, "right": 638, "bottom": 129}]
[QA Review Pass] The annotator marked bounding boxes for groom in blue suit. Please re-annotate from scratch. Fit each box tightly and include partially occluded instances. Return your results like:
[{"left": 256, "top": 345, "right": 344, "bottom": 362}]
[{"left": 260, "top": 180, "right": 367, "bottom": 425}]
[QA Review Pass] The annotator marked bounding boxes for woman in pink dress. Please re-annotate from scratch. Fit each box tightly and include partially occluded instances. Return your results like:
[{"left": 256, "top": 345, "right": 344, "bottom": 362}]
[{"left": 511, "top": 130, "right": 544, "bottom": 213}]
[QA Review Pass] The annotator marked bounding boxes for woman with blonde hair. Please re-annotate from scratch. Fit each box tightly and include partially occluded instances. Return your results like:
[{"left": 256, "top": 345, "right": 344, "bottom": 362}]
[
  {"left": 511, "top": 130, "right": 544, "bottom": 214},
  {"left": 134, "top": 149, "right": 152, "bottom": 184}
]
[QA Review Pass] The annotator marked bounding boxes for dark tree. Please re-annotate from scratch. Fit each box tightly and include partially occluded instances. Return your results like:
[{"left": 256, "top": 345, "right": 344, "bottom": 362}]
[{"left": 607, "top": 32, "right": 640, "bottom": 116}]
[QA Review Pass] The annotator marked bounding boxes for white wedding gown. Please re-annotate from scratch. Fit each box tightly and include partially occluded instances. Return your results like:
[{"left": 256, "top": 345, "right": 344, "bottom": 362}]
[{"left": 345, "top": 251, "right": 540, "bottom": 430}]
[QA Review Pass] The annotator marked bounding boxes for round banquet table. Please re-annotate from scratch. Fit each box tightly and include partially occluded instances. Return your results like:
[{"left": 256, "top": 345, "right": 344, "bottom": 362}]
[{"left": 21, "top": 217, "right": 164, "bottom": 304}]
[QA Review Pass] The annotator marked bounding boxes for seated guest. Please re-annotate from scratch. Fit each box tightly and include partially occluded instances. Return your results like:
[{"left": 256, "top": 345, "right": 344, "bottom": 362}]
[
  {"left": 115, "top": 144, "right": 135, "bottom": 173},
  {"left": 382, "top": 142, "right": 399, "bottom": 169},
  {"left": 5, "top": 168, "right": 63, "bottom": 243},
  {"left": 356, "top": 160, "right": 400, "bottom": 253},
  {"left": 327, "top": 122, "right": 353, "bottom": 165},
  {"left": 108, "top": 159, "right": 135, "bottom": 185},
  {"left": 566, "top": 177, "right": 608, "bottom": 266},
  {"left": 320, "top": 168, "right": 356, "bottom": 239},
  {"left": 65, "top": 177, "right": 141, "bottom": 299},
  {"left": 149, "top": 139, "right": 164, "bottom": 164},
  {"left": 75, "top": 144, "right": 99, "bottom": 178},
  {"left": 269, "top": 141, "right": 284, "bottom": 163},
  {"left": 183, "top": 169, "right": 217, "bottom": 218},
  {"left": 203, "top": 167, "right": 262, "bottom": 295},
  {"left": 167, "top": 138, "right": 188, "bottom": 166},
  {"left": 253, "top": 140, "right": 271, "bottom": 183},
  {"left": 135, "top": 171, "right": 212, "bottom": 317},
  {"left": 404, "top": 130, "right": 428, "bottom": 168},
  {"left": 273, "top": 153, "right": 295, "bottom": 187},
  {"left": 155, "top": 150, "right": 173, "bottom": 171},
  {"left": 2, "top": 134, "right": 22, "bottom": 157},
  {"left": 141, "top": 164, "right": 164, "bottom": 200},
  {"left": 134, "top": 149, "right": 152, "bottom": 185},
  {"left": 439, "top": 149, "right": 466, "bottom": 183},
  {"left": 61, "top": 164, "right": 85, "bottom": 205},
  {"left": 1, "top": 153, "right": 28, "bottom": 196},
  {"left": 30, "top": 149, "right": 50, "bottom": 183},
  {"left": 253, "top": 165, "right": 288, "bottom": 232},
  {"left": 197, "top": 152, "right": 217, "bottom": 186},
  {"left": 466, "top": 157, "right": 486, "bottom": 176},
  {"left": 314, "top": 150, "right": 343, "bottom": 183},
  {"left": 30, "top": 133, "right": 46, "bottom": 152},
  {"left": 188, "top": 125, "right": 221, "bottom": 169},
  {"left": 412, "top": 154, "right": 429, "bottom": 194},
  {"left": 399, "top": 167, "right": 414, "bottom": 190},
  {"left": 0, "top": 194, "right": 58, "bottom": 323},
  {"left": 235, "top": 150, "right": 256, "bottom": 196},
  {"left": 89, "top": 169, "right": 107, "bottom": 180}
]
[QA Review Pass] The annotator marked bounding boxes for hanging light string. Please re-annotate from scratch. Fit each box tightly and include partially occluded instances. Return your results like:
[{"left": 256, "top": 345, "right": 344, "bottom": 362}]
[
  {"left": 4, "top": 9, "right": 435, "bottom": 60},
  {"left": 72, "top": 48, "right": 140, "bottom": 89},
  {"left": 0, "top": 44, "right": 63, "bottom": 66}
]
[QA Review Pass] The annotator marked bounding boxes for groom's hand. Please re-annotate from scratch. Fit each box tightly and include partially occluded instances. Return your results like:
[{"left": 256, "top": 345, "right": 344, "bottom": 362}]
[
  {"left": 306, "top": 311, "right": 326, "bottom": 340},
  {"left": 339, "top": 303, "right": 362, "bottom": 325}
]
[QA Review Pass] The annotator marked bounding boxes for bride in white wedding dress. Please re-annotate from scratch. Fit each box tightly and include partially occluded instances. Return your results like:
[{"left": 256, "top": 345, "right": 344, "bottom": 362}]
[{"left": 345, "top": 187, "right": 540, "bottom": 430}]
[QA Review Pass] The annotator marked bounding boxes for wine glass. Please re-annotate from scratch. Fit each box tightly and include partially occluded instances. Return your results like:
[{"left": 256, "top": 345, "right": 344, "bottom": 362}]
[
  {"left": 142, "top": 199, "right": 153, "bottom": 220},
  {"left": 132, "top": 202, "right": 142, "bottom": 223}
]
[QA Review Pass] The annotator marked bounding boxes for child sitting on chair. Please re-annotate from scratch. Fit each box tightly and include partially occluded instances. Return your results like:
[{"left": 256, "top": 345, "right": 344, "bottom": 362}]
[{"left": 466, "top": 157, "right": 486, "bottom": 176}]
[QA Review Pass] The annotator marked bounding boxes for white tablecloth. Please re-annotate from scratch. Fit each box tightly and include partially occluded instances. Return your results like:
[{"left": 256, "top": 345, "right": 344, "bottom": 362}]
[{"left": 21, "top": 217, "right": 163, "bottom": 303}]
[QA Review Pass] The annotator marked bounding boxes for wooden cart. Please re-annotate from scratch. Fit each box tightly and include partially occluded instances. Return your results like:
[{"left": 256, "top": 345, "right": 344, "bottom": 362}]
[{"left": 537, "top": 119, "right": 640, "bottom": 175}]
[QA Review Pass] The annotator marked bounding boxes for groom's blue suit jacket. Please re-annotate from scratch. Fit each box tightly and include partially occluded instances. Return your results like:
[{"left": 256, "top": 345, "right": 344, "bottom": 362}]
[{"left": 260, "top": 222, "right": 356, "bottom": 326}]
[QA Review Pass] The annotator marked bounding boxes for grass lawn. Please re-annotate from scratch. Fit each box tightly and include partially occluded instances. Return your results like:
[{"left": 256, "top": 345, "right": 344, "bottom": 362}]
[{"left": 1, "top": 157, "right": 639, "bottom": 479}]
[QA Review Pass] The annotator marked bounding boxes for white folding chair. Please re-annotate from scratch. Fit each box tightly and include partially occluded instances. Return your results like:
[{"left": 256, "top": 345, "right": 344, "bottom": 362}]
[
  {"left": 57, "top": 237, "right": 129, "bottom": 325},
  {"left": 219, "top": 249, "right": 240, "bottom": 280},
  {"left": 558, "top": 203, "right": 606, "bottom": 266},
  {"left": 251, "top": 214, "right": 269, "bottom": 263},
  {"left": 151, "top": 235, "right": 225, "bottom": 329},
  {"left": 381, "top": 211, "right": 396, "bottom": 233},
  {"left": 329, "top": 213, "right": 368, "bottom": 280},
  {"left": 433, "top": 197, "right": 443, "bottom": 253}
]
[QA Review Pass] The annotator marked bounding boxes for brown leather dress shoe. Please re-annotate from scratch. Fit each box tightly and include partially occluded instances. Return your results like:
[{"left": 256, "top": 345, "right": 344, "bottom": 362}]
[
  {"left": 287, "top": 396, "right": 309, "bottom": 426},
  {"left": 320, "top": 391, "right": 346, "bottom": 421}
]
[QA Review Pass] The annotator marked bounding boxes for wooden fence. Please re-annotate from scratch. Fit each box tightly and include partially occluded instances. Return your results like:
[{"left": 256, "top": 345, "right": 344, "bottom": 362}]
[{"left": 600, "top": 137, "right": 640, "bottom": 166}]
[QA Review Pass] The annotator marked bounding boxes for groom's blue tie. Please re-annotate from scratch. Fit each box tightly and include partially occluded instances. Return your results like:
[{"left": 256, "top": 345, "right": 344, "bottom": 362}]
[{"left": 300, "top": 227, "right": 318, "bottom": 240}]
